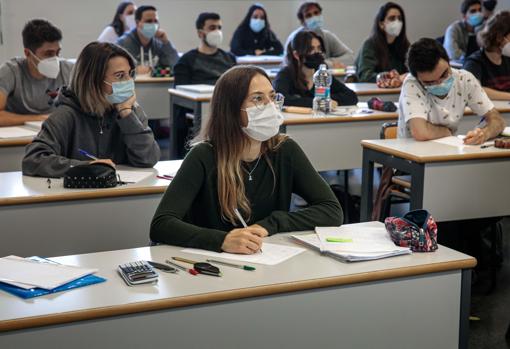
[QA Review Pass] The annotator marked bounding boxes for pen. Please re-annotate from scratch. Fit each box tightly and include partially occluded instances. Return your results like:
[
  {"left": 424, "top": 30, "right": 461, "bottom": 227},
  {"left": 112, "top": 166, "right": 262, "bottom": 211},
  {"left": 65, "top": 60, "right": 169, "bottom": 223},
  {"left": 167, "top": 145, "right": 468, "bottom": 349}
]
[
  {"left": 78, "top": 148, "right": 98, "bottom": 161},
  {"left": 206, "top": 259, "right": 256, "bottom": 271},
  {"left": 172, "top": 257, "right": 222, "bottom": 277},
  {"left": 165, "top": 259, "right": 198, "bottom": 275},
  {"left": 326, "top": 237, "right": 354, "bottom": 243},
  {"left": 234, "top": 208, "right": 263, "bottom": 253},
  {"left": 156, "top": 175, "right": 173, "bottom": 180},
  {"left": 480, "top": 141, "right": 495, "bottom": 149}
]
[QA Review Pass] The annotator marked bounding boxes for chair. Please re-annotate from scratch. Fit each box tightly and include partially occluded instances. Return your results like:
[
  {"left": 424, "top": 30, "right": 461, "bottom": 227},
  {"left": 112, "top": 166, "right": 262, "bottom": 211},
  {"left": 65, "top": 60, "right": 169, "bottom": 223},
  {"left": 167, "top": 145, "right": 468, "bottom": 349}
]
[{"left": 372, "top": 122, "right": 411, "bottom": 221}]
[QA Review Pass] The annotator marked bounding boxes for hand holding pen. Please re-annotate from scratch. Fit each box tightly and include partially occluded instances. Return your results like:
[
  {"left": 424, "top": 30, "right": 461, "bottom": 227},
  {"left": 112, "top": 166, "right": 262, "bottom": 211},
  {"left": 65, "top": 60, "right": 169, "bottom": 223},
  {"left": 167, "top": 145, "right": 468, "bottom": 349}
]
[
  {"left": 220, "top": 209, "right": 267, "bottom": 255},
  {"left": 79, "top": 149, "right": 116, "bottom": 168}
]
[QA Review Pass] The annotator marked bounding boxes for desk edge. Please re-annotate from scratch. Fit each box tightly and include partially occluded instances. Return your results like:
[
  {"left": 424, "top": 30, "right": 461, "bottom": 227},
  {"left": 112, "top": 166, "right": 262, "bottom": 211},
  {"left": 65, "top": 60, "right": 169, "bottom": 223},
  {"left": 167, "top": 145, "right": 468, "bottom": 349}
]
[{"left": 0, "top": 257, "right": 476, "bottom": 332}]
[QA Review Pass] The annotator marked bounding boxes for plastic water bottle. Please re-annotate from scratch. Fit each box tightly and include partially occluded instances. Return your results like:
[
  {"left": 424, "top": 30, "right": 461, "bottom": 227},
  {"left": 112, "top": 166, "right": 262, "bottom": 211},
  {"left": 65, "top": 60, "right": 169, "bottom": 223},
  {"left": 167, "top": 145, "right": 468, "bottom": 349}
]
[{"left": 312, "top": 64, "right": 333, "bottom": 116}]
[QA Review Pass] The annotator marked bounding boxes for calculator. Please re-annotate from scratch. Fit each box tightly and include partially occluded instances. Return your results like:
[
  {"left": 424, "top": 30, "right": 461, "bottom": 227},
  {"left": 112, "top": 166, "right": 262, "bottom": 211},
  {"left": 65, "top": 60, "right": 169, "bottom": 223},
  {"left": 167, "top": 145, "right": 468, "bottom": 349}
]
[{"left": 118, "top": 261, "right": 159, "bottom": 286}]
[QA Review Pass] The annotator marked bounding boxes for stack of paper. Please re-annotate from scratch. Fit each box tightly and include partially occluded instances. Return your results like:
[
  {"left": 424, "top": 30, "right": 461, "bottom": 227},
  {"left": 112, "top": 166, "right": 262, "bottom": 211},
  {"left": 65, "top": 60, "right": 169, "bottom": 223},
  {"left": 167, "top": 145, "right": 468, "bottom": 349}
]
[
  {"left": 293, "top": 222, "right": 411, "bottom": 262},
  {"left": 0, "top": 256, "right": 104, "bottom": 298}
]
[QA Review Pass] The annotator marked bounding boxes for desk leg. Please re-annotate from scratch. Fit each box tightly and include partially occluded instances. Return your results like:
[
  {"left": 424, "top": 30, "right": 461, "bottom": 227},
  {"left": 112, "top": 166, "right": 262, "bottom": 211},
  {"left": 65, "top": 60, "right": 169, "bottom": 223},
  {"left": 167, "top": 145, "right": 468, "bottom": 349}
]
[
  {"left": 191, "top": 102, "right": 202, "bottom": 140},
  {"left": 169, "top": 94, "right": 179, "bottom": 160},
  {"left": 459, "top": 269, "right": 471, "bottom": 349},
  {"left": 360, "top": 147, "right": 374, "bottom": 222},
  {"left": 408, "top": 163, "right": 424, "bottom": 210}
]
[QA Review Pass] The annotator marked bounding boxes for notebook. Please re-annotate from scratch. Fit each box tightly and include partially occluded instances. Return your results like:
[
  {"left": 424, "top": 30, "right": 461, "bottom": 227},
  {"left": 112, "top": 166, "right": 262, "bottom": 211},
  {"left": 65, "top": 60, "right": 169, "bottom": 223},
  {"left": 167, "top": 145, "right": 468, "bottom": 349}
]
[
  {"left": 176, "top": 84, "right": 215, "bottom": 94},
  {"left": 0, "top": 256, "right": 105, "bottom": 299},
  {"left": 292, "top": 222, "right": 411, "bottom": 262}
]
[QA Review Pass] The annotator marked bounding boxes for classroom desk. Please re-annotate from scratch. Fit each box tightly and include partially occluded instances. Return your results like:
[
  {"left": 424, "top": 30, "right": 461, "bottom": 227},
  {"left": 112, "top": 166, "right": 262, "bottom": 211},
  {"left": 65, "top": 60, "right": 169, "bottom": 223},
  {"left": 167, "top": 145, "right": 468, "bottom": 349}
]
[
  {"left": 0, "top": 160, "right": 181, "bottom": 258},
  {"left": 135, "top": 76, "right": 174, "bottom": 120},
  {"left": 359, "top": 138, "right": 510, "bottom": 222},
  {"left": 0, "top": 229, "right": 476, "bottom": 349},
  {"left": 345, "top": 82, "right": 401, "bottom": 102},
  {"left": 236, "top": 54, "right": 283, "bottom": 69},
  {"left": 0, "top": 136, "right": 32, "bottom": 172},
  {"left": 282, "top": 100, "right": 510, "bottom": 171}
]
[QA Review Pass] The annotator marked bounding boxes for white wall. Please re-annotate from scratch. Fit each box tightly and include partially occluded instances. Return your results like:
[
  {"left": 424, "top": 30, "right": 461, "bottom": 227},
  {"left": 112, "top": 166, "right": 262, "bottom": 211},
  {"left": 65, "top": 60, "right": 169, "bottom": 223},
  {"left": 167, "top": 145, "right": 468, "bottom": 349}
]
[{"left": 0, "top": 0, "right": 509, "bottom": 63}]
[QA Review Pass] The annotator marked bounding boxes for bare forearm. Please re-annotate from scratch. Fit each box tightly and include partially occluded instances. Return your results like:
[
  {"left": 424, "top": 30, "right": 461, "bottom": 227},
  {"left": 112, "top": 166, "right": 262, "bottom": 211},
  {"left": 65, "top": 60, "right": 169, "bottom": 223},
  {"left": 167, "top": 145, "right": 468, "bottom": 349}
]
[
  {"left": 483, "top": 87, "right": 510, "bottom": 101},
  {"left": 0, "top": 110, "right": 47, "bottom": 127},
  {"left": 410, "top": 120, "right": 452, "bottom": 141},
  {"left": 483, "top": 112, "right": 506, "bottom": 140}
]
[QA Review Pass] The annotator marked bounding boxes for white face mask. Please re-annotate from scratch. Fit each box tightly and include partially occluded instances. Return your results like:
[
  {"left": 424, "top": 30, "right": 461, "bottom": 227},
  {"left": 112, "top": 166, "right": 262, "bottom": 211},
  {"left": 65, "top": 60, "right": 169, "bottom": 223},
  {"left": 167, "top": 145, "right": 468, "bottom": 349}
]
[
  {"left": 205, "top": 30, "right": 223, "bottom": 47},
  {"left": 30, "top": 51, "right": 60, "bottom": 79},
  {"left": 502, "top": 41, "right": 510, "bottom": 57},
  {"left": 242, "top": 102, "right": 284, "bottom": 142},
  {"left": 385, "top": 20, "right": 403, "bottom": 37},
  {"left": 124, "top": 14, "right": 136, "bottom": 31}
]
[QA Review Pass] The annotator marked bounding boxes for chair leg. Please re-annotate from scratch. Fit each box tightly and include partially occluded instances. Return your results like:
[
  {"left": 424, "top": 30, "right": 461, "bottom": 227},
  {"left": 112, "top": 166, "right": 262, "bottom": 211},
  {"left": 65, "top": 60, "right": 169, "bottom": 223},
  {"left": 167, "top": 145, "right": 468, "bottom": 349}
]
[{"left": 343, "top": 169, "right": 350, "bottom": 224}]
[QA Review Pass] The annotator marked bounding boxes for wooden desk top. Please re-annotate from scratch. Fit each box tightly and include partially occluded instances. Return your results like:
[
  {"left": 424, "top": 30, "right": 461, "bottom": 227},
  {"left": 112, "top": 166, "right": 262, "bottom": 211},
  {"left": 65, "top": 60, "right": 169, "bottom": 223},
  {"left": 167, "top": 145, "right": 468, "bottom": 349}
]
[
  {"left": 0, "top": 160, "right": 182, "bottom": 206},
  {"left": 283, "top": 103, "right": 397, "bottom": 125},
  {"left": 361, "top": 138, "right": 510, "bottom": 163},
  {"left": 0, "top": 137, "right": 33, "bottom": 147},
  {"left": 135, "top": 76, "right": 174, "bottom": 83},
  {"left": 345, "top": 82, "right": 401, "bottom": 95},
  {"left": 0, "top": 222, "right": 476, "bottom": 332}
]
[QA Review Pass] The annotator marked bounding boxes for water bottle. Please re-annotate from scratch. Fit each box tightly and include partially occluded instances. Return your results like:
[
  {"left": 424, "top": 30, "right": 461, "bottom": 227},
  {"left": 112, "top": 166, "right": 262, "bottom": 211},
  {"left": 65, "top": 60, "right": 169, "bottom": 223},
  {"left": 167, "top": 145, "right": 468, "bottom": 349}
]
[{"left": 312, "top": 64, "right": 333, "bottom": 116}]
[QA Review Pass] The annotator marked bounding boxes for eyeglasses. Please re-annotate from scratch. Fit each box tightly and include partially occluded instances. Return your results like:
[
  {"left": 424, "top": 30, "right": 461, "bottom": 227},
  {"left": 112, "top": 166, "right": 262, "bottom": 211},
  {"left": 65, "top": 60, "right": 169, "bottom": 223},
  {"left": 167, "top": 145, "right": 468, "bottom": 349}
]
[
  {"left": 420, "top": 67, "right": 452, "bottom": 86},
  {"left": 111, "top": 69, "right": 136, "bottom": 82},
  {"left": 249, "top": 92, "right": 285, "bottom": 111}
]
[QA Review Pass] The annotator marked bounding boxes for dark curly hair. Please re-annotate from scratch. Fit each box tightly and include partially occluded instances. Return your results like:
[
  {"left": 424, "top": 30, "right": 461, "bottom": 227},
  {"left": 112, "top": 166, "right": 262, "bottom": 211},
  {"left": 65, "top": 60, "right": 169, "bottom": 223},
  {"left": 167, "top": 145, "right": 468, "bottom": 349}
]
[
  {"left": 477, "top": 10, "right": 510, "bottom": 52},
  {"left": 22, "top": 19, "right": 62, "bottom": 52}
]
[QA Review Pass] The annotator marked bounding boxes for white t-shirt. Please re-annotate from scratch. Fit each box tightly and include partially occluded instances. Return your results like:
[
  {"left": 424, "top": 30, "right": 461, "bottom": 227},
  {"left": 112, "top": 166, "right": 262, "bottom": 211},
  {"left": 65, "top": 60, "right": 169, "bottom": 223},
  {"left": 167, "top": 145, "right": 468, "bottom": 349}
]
[
  {"left": 397, "top": 69, "right": 494, "bottom": 138},
  {"left": 98, "top": 26, "right": 119, "bottom": 44}
]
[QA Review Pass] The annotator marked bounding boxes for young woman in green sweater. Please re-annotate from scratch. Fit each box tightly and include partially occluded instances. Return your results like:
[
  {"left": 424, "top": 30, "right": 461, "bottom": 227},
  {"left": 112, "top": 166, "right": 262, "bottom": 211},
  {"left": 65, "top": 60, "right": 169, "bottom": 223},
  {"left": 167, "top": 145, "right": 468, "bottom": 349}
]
[
  {"left": 355, "top": 2, "right": 410, "bottom": 84},
  {"left": 151, "top": 65, "right": 343, "bottom": 254}
]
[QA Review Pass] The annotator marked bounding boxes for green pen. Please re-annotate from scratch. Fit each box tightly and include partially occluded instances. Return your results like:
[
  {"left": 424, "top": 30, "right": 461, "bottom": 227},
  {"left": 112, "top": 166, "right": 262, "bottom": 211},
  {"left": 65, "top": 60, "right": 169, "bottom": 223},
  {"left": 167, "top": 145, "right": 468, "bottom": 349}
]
[
  {"left": 326, "top": 237, "right": 353, "bottom": 243},
  {"left": 206, "top": 259, "right": 256, "bottom": 271}
]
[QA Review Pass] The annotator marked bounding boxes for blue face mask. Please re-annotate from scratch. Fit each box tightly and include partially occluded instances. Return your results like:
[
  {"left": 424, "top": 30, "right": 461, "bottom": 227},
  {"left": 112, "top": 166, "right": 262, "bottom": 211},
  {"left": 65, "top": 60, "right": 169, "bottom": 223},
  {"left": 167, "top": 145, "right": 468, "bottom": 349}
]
[
  {"left": 250, "top": 18, "right": 265, "bottom": 33},
  {"left": 425, "top": 75, "right": 454, "bottom": 97},
  {"left": 140, "top": 23, "right": 158, "bottom": 39},
  {"left": 466, "top": 12, "right": 484, "bottom": 27},
  {"left": 105, "top": 79, "right": 135, "bottom": 104},
  {"left": 305, "top": 15, "right": 324, "bottom": 30}
]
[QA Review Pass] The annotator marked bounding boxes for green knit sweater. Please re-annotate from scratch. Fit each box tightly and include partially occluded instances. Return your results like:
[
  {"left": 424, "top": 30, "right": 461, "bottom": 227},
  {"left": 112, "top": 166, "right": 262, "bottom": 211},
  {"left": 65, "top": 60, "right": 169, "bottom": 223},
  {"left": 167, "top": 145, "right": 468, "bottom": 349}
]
[
  {"left": 355, "top": 38, "right": 408, "bottom": 82},
  {"left": 150, "top": 138, "right": 343, "bottom": 251}
]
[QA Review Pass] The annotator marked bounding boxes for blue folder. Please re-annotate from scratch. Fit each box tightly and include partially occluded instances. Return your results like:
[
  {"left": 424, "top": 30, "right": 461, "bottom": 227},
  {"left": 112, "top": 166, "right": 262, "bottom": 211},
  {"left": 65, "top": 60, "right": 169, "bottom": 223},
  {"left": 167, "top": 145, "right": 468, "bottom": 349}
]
[{"left": 0, "top": 256, "right": 106, "bottom": 299}]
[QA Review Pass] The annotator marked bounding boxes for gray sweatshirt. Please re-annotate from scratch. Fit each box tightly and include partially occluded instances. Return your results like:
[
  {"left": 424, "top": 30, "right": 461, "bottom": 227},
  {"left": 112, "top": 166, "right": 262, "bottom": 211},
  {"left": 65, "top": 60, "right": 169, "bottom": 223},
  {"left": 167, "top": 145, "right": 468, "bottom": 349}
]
[
  {"left": 444, "top": 20, "right": 478, "bottom": 62},
  {"left": 116, "top": 29, "right": 179, "bottom": 68},
  {"left": 284, "top": 26, "right": 354, "bottom": 66},
  {"left": 22, "top": 87, "right": 160, "bottom": 178}
]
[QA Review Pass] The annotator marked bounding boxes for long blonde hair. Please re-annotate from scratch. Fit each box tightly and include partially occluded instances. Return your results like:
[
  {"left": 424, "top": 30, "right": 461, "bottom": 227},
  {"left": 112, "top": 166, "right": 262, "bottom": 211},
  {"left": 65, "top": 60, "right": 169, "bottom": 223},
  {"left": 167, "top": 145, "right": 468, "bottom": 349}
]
[{"left": 196, "top": 65, "right": 287, "bottom": 225}]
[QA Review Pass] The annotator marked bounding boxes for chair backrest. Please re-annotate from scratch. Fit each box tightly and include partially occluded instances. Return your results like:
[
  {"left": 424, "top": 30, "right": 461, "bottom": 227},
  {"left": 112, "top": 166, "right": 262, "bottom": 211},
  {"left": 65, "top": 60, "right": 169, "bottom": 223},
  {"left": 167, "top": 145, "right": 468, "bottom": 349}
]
[{"left": 380, "top": 121, "right": 398, "bottom": 139}]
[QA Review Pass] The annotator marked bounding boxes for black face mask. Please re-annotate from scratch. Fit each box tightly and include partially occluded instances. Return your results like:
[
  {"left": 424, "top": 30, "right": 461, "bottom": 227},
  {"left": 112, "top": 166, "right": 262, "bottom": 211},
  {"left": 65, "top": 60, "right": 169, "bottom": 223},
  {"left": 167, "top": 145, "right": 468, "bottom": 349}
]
[
  {"left": 303, "top": 53, "right": 325, "bottom": 70},
  {"left": 483, "top": 0, "right": 497, "bottom": 11}
]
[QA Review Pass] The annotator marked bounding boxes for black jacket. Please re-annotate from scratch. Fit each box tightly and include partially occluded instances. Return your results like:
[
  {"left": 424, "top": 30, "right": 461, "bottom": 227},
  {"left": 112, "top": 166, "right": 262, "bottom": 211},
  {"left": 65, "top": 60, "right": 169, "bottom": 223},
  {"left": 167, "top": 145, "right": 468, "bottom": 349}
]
[
  {"left": 273, "top": 66, "right": 358, "bottom": 107},
  {"left": 230, "top": 26, "right": 283, "bottom": 56}
]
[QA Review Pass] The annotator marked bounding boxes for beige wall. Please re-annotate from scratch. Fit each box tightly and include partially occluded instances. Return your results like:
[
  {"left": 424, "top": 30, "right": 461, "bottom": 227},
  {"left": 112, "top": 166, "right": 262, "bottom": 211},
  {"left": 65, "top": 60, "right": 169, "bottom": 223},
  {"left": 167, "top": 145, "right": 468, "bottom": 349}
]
[{"left": 0, "top": 0, "right": 509, "bottom": 63}]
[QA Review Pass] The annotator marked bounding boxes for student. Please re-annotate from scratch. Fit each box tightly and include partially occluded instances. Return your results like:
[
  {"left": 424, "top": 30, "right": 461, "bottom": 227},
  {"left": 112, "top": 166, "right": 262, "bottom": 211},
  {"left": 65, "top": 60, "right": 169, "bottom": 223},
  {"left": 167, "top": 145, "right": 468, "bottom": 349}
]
[
  {"left": 284, "top": 2, "right": 352, "bottom": 68},
  {"left": 273, "top": 31, "right": 358, "bottom": 107},
  {"left": 0, "top": 19, "right": 73, "bottom": 127},
  {"left": 151, "top": 65, "right": 342, "bottom": 253},
  {"left": 398, "top": 38, "right": 505, "bottom": 143},
  {"left": 22, "top": 42, "right": 160, "bottom": 178},
  {"left": 98, "top": 1, "right": 137, "bottom": 43},
  {"left": 464, "top": 10, "right": 510, "bottom": 100},
  {"left": 116, "top": 5, "right": 178, "bottom": 74},
  {"left": 444, "top": 0, "right": 484, "bottom": 63},
  {"left": 355, "top": 2, "right": 410, "bottom": 83},
  {"left": 173, "top": 12, "right": 236, "bottom": 86},
  {"left": 230, "top": 3, "right": 283, "bottom": 57},
  {"left": 482, "top": 0, "right": 498, "bottom": 19}
]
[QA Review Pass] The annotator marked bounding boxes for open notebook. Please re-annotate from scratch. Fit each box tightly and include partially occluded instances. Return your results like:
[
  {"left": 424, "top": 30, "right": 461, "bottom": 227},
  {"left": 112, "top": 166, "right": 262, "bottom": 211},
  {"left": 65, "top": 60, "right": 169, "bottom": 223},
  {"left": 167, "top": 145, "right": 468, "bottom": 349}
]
[{"left": 293, "top": 222, "right": 411, "bottom": 262}]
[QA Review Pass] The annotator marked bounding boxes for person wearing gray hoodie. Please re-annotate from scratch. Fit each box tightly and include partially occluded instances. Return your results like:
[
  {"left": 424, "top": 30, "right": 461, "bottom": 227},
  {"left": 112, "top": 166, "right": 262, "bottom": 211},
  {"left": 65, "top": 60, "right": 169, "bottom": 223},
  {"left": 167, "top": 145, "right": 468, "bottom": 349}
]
[{"left": 22, "top": 42, "right": 160, "bottom": 178}]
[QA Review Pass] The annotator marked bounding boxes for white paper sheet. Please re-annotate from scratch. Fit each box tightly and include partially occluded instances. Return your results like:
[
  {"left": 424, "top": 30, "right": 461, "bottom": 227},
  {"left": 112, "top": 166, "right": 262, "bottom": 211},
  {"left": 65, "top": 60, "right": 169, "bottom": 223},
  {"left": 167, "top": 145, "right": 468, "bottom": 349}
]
[
  {"left": 181, "top": 242, "right": 305, "bottom": 265},
  {"left": 432, "top": 135, "right": 474, "bottom": 147},
  {"left": 117, "top": 170, "right": 154, "bottom": 183},
  {"left": 501, "top": 127, "right": 510, "bottom": 137},
  {"left": 316, "top": 223, "right": 410, "bottom": 253},
  {"left": 0, "top": 127, "right": 38, "bottom": 139},
  {"left": 0, "top": 255, "right": 97, "bottom": 290}
]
